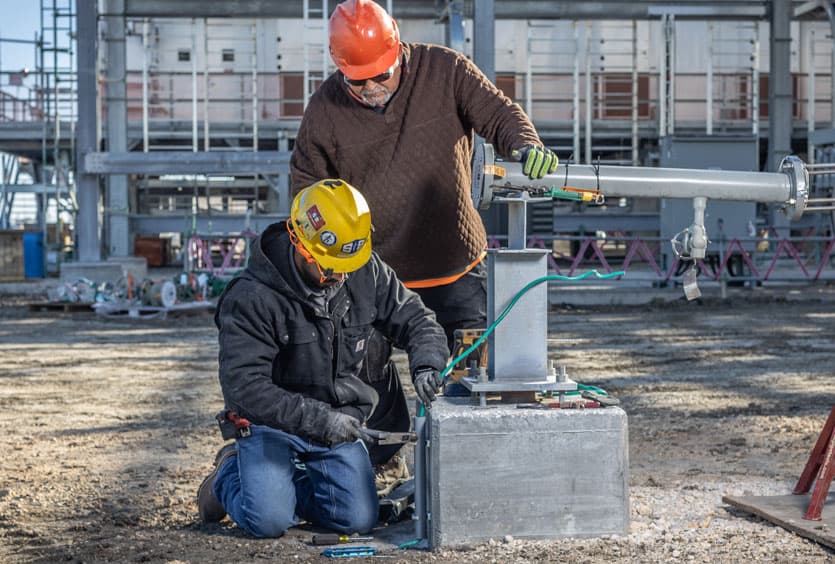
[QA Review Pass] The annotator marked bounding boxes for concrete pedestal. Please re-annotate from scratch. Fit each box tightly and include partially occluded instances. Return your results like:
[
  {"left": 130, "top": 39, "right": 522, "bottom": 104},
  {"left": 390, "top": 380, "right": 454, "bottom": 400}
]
[
  {"left": 426, "top": 398, "right": 629, "bottom": 548},
  {"left": 107, "top": 256, "right": 148, "bottom": 282},
  {"left": 60, "top": 261, "right": 124, "bottom": 284},
  {"left": 60, "top": 257, "right": 148, "bottom": 284}
]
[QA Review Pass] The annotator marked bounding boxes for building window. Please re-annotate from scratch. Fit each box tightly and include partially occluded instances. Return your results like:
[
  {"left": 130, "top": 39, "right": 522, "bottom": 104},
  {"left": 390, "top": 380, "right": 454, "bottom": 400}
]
[
  {"left": 222, "top": 49, "right": 235, "bottom": 63},
  {"left": 178, "top": 50, "right": 190, "bottom": 62}
]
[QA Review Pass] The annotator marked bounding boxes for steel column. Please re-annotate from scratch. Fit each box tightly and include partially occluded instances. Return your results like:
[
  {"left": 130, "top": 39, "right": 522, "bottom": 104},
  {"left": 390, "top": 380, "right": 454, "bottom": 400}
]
[
  {"left": 104, "top": 0, "right": 130, "bottom": 257},
  {"left": 75, "top": 0, "right": 100, "bottom": 262},
  {"left": 768, "top": 0, "right": 794, "bottom": 172},
  {"left": 473, "top": 0, "right": 495, "bottom": 82},
  {"left": 444, "top": 1, "right": 465, "bottom": 55}
]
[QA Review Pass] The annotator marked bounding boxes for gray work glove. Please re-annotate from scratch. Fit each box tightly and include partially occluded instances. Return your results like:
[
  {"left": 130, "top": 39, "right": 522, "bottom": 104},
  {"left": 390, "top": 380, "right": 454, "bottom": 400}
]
[
  {"left": 413, "top": 367, "right": 443, "bottom": 408},
  {"left": 321, "top": 411, "right": 364, "bottom": 447},
  {"left": 511, "top": 145, "right": 559, "bottom": 179}
]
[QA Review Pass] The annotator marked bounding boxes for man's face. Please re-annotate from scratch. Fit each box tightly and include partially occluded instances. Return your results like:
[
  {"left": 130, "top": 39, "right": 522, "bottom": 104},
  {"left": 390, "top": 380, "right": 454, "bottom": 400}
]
[
  {"left": 344, "top": 58, "right": 402, "bottom": 107},
  {"left": 295, "top": 249, "right": 348, "bottom": 289}
]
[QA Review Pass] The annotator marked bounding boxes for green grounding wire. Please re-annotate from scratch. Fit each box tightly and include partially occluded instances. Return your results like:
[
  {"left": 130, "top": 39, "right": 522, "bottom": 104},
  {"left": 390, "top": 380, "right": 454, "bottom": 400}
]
[
  {"left": 406, "top": 270, "right": 626, "bottom": 550},
  {"left": 416, "top": 268, "right": 626, "bottom": 419}
]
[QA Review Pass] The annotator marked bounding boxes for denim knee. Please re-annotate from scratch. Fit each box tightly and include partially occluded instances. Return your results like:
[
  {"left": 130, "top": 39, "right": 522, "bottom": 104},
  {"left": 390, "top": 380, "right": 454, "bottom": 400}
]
[
  {"left": 241, "top": 505, "right": 296, "bottom": 539},
  {"left": 329, "top": 501, "right": 378, "bottom": 534}
]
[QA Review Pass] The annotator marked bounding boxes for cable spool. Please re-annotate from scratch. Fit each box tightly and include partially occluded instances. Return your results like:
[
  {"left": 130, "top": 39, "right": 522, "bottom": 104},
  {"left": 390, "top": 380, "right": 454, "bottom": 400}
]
[{"left": 141, "top": 280, "right": 177, "bottom": 308}]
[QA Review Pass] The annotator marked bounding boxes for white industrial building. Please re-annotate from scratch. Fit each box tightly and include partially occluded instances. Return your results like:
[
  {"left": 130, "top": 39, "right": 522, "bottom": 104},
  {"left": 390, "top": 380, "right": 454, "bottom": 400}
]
[{"left": 1, "top": 1, "right": 834, "bottom": 283}]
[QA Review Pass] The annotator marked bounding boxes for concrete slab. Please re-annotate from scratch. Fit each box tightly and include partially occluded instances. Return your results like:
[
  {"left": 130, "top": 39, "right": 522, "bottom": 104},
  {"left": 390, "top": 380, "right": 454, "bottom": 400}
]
[
  {"left": 723, "top": 494, "right": 835, "bottom": 550},
  {"left": 60, "top": 261, "right": 125, "bottom": 284},
  {"left": 106, "top": 256, "right": 148, "bottom": 281},
  {"left": 427, "top": 398, "right": 629, "bottom": 548}
]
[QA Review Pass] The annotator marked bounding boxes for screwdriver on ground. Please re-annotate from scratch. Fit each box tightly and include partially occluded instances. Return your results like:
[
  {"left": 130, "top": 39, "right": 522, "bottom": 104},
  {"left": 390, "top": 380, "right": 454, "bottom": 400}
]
[{"left": 311, "top": 534, "right": 374, "bottom": 546}]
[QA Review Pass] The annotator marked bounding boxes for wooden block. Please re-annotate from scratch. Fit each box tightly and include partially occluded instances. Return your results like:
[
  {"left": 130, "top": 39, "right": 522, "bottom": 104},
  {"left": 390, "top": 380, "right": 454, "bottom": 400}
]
[
  {"left": 724, "top": 494, "right": 835, "bottom": 550},
  {"left": 27, "top": 302, "right": 94, "bottom": 313}
]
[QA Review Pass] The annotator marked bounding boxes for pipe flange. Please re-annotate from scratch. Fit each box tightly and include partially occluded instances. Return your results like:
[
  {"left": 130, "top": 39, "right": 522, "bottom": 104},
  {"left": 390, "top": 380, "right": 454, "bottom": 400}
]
[
  {"left": 780, "top": 155, "right": 808, "bottom": 221},
  {"left": 471, "top": 143, "right": 495, "bottom": 210}
]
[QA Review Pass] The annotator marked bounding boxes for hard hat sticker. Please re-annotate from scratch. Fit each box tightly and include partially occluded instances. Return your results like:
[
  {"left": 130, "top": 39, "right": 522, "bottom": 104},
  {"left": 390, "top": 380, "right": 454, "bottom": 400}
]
[
  {"left": 341, "top": 239, "right": 366, "bottom": 254},
  {"left": 320, "top": 230, "right": 337, "bottom": 246},
  {"left": 306, "top": 205, "right": 326, "bottom": 230}
]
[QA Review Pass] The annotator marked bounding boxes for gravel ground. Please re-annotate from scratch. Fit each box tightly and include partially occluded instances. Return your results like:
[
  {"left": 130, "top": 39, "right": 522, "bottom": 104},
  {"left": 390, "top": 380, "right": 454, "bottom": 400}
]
[{"left": 1, "top": 291, "right": 834, "bottom": 563}]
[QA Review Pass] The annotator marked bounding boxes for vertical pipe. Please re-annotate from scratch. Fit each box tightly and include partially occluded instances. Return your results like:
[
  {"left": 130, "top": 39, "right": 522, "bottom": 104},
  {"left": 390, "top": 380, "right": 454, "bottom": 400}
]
[
  {"left": 752, "top": 22, "right": 760, "bottom": 137},
  {"left": 808, "top": 25, "right": 816, "bottom": 164},
  {"left": 75, "top": 0, "right": 100, "bottom": 262},
  {"left": 252, "top": 21, "right": 258, "bottom": 152},
  {"left": 413, "top": 401, "right": 427, "bottom": 542},
  {"left": 277, "top": 131, "right": 290, "bottom": 215},
  {"left": 658, "top": 16, "right": 667, "bottom": 139},
  {"left": 573, "top": 22, "right": 581, "bottom": 162},
  {"left": 707, "top": 22, "right": 713, "bottom": 135},
  {"left": 191, "top": 18, "right": 198, "bottom": 152},
  {"left": 322, "top": 0, "right": 329, "bottom": 84},
  {"left": 525, "top": 24, "right": 532, "bottom": 116},
  {"left": 631, "top": 19, "right": 639, "bottom": 165},
  {"left": 203, "top": 18, "right": 210, "bottom": 151},
  {"left": 142, "top": 20, "right": 149, "bottom": 152},
  {"left": 302, "top": 0, "right": 311, "bottom": 107},
  {"left": 668, "top": 14, "right": 676, "bottom": 135},
  {"left": 585, "top": 22, "right": 592, "bottom": 164}
]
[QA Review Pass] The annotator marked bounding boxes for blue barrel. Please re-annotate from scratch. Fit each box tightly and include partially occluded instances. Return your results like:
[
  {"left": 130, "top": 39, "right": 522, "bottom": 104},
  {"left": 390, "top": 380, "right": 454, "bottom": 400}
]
[{"left": 23, "top": 231, "right": 45, "bottom": 279}]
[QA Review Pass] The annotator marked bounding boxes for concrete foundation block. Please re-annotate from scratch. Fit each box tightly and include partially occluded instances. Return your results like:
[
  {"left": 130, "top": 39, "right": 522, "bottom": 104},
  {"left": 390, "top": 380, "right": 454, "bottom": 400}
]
[
  {"left": 60, "top": 261, "right": 124, "bottom": 284},
  {"left": 107, "top": 256, "right": 148, "bottom": 282},
  {"left": 427, "top": 398, "right": 629, "bottom": 548}
]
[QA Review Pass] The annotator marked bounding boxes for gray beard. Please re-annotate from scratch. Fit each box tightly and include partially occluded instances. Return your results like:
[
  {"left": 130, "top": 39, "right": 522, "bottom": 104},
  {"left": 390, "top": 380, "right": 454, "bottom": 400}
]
[{"left": 360, "top": 87, "right": 393, "bottom": 107}]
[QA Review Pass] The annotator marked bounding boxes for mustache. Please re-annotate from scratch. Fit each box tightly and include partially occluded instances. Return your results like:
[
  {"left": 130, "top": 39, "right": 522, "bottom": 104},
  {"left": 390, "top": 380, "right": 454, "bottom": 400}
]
[{"left": 361, "top": 86, "right": 390, "bottom": 96}]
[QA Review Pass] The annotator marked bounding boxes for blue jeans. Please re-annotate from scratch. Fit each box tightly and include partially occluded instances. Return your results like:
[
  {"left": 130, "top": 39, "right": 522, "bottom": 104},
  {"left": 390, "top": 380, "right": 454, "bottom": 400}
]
[{"left": 213, "top": 424, "right": 378, "bottom": 538}]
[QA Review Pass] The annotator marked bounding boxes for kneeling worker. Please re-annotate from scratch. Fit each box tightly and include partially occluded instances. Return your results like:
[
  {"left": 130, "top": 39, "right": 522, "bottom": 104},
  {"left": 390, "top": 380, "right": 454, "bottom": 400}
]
[{"left": 197, "top": 179, "right": 448, "bottom": 537}]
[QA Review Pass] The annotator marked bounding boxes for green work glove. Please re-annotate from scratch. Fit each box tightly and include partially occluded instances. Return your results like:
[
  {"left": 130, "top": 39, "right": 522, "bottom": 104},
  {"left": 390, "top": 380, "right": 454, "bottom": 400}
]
[{"left": 511, "top": 145, "right": 559, "bottom": 179}]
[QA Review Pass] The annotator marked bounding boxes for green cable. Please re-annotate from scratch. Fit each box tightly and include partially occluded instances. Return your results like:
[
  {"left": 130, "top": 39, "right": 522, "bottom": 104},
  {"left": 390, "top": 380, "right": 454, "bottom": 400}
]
[
  {"left": 417, "top": 268, "right": 625, "bottom": 417},
  {"left": 441, "top": 269, "right": 625, "bottom": 380}
]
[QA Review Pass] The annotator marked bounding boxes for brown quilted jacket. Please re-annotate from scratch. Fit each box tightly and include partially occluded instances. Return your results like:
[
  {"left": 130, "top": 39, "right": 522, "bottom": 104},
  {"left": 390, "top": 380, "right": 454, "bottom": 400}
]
[{"left": 291, "top": 43, "right": 541, "bottom": 283}]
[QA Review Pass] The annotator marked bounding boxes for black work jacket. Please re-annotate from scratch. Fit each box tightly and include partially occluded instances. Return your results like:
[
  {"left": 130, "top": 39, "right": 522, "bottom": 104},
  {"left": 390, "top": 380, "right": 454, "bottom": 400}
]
[{"left": 214, "top": 222, "right": 448, "bottom": 446}]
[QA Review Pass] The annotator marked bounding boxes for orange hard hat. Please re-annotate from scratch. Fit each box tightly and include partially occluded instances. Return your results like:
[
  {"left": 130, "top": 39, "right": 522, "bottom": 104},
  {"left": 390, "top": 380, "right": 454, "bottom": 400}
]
[{"left": 329, "top": 0, "right": 400, "bottom": 80}]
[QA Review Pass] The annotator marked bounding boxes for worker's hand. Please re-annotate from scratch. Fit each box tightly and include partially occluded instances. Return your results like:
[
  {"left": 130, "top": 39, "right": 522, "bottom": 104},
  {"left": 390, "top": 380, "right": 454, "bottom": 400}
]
[
  {"left": 511, "top": 145, "right": 559, "bottom": 179},
  {"left": 322, "top": 411, "right": 364, "bottom": 447},
  {"left": 413, "top": 367, "right": 443, "bottom": 408}
]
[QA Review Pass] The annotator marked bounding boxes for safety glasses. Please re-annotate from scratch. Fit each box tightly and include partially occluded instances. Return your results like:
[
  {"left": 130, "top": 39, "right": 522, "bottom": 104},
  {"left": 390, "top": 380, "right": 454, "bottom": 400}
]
[{"left": 342, "top": 57, "right": 399, "bottom": 87}]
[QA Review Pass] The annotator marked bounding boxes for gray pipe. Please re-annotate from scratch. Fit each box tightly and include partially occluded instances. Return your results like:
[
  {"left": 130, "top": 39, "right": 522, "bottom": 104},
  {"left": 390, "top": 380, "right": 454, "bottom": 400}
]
[
  {"left": 413, "top": 401, "right": 427, "bottom": 541},
  {"left": 473, "top": 144, "right": 808, "bottom": 220}
]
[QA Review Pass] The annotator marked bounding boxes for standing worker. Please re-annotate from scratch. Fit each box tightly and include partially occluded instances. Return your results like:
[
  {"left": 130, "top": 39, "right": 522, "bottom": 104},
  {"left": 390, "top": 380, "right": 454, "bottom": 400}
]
[
  {"left": 197, "top": 179, "right": 448, "bottom": 537},
  {"left": 291, "top": 0, "right": 558, "bottom": 385}
]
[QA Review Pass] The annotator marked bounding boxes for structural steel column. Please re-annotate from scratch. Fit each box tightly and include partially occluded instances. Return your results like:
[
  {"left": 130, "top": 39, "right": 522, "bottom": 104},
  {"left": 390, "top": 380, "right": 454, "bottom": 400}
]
[
  {"left": 75, "top": 0, "right": 100, "bottom": 262},
  {"left": 472, "top": 0, "right": 499, "bottom": 234},
  {"left": 767, "top": 0, "right": 792, "bottom": 172},
  {"left": 473, "top": 0, "right": 495, "bottom": 82},
  {"left": 104, "top": 0, "right": 130, "bottom": 257}
]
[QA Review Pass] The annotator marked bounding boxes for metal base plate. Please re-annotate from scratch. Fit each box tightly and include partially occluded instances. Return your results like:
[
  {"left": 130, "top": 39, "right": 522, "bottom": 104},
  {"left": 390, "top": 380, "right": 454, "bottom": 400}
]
[{"left": 459, "top": 376, "right": 578, "bottom": 393}]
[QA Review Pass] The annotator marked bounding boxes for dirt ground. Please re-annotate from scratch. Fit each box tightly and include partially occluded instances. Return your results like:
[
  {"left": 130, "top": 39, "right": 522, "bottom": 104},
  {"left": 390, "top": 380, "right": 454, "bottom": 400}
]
[{"left": 2, "top": 289, "right": 835, "bottom": 563}]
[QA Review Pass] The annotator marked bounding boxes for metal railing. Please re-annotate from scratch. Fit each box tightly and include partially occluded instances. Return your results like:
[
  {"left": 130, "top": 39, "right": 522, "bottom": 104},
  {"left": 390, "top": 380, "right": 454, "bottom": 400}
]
[{"left": 487, "top": 232, "right": 835, "bottom": 284}]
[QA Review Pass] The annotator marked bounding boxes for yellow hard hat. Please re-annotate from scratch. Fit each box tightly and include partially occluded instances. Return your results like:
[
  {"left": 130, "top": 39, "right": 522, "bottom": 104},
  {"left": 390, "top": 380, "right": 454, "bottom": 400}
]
[{"left": 289, "top": 179, "right": 372, "bottom": 273}]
